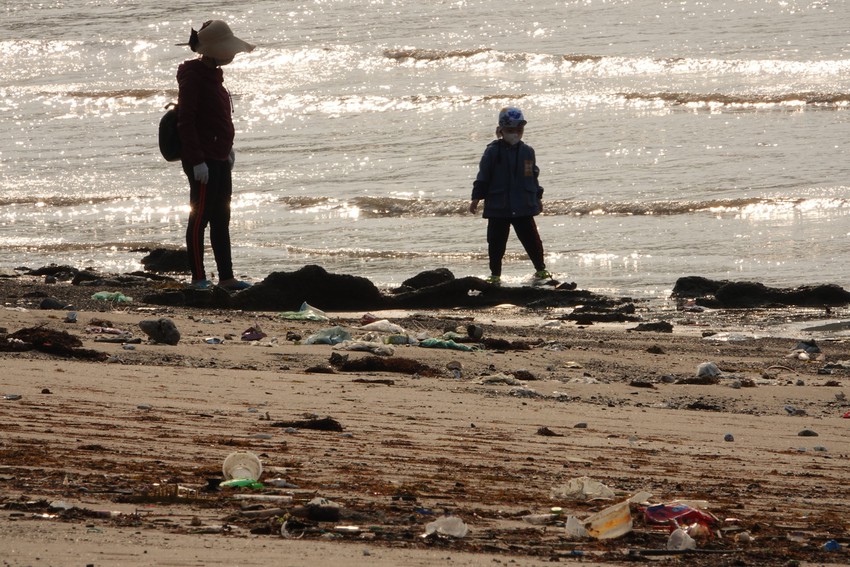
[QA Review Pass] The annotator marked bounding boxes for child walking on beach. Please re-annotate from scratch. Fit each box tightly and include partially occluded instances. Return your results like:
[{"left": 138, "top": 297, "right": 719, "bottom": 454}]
[{"left": 469, "top": 107, "right": 550, "bottom": 285}]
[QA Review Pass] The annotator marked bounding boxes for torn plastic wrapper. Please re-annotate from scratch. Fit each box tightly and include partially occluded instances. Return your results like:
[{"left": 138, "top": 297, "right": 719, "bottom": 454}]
[{"left": 644, "top": 503, "right": 719, "bottom": 533}]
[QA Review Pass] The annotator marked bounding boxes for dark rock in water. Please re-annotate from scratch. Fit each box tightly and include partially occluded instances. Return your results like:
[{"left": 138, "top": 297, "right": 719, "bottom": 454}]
[
  {"left": 391, "top": 275, "right": 597, "bottom": 310},
  {"left": 27, "top": 265, "right": 79, "bottom": 280},
  {"left": 673, "top": 276, "right": 850, "bottom": 308},
  {"left": 71, "top": 270, "right": 102, "bottom": 285},
  {"left": 400, "top": 268, "right": 455, "bottom": 290},
  {"left": 671, "top": 276, "right": 730, "bottom": 298},
  {"left": 138, "top": 317, "right": 181, "bottom": 345},
  {"left": 716, "top": 281, "right": 850, "bottom": 308},
  {"left": 143, "top": 286, "right": 232, "bottom": 308},
  {"left": 566, "top": 302, "right": 640, "bottom": 325},
  {"left": 715, "top": 281, "right": 772, "bottom": 307},
  {"left": 141, "top": 264, "right": 620, "bottom": 312},
  {"left": 140, "top": 248, "right": 190, "bottom": 274},
  {"left": 230, "top": 265, "right": 386, "bottom": 311}
]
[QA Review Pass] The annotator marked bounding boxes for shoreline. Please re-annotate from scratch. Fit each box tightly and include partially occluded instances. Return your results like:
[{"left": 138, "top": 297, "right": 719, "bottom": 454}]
[{"left": 1, "top": 272, "right": 849, "bottom": 566}]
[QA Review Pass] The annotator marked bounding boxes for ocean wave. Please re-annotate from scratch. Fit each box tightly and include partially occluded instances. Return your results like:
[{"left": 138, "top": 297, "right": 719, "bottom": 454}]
[
  {"left": 262, "top": 244, "right": 485, "bottom": 262},
  {"left": 0, "top": 196, "right": 120, "bottom": 207},
  {"left": 383, "top": 48, "right": 491, "bottom": 61},
  {"left": 620, "top": 91, "right": 850, "bottom": 107},
  {"left": 65, "top": 88, "right": 167, "bottom": 99},
  {"left": 276, "top": 195, "right": 849, "bottom": 218}
]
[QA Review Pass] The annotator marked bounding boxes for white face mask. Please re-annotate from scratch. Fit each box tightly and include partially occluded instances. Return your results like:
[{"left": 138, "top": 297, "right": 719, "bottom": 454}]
[{"left": 502, "top": 132, "right": 522, "bottom": 146}]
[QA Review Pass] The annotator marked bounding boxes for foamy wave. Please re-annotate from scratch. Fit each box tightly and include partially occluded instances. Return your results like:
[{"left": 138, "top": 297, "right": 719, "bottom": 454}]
[
  {"left": 262, "top": 243, "right": 485, "bottom": 262},
  {"left": 277, "top": 195, "right": 850, "bottom": 218},
  {"left": 383, "top": 48, "right": 491, "bottom": 61},
  {"left": 65, "top": 88, "right": 168, "bottom": 99},
  {"left": 0, "top": 196, "right": 120, "bottom": 207},
  {"left": 621, "top": 91, "right": 850, "bottom": 107}
]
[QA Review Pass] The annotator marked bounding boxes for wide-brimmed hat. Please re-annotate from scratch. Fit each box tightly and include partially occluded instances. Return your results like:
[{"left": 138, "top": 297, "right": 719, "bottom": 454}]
[{"left": 186, "top": 20, "right": 255, "bottom": 60}]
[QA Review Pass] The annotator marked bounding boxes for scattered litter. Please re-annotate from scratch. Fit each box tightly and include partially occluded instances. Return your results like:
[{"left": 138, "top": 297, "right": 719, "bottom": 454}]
[
  {"left": 480, "top": 373, "right": 523, "bottom": 386},
  {"left": 784, "top": 405, "right": 806, "bottom": 416},
  {"left": 222, "top": 451, "right": 263, "bottom": 481},
  {"left": 418, "top": 338, "right": 475, "bottom": 351},
  {"left": 138, "top": 318, "right": 180, "bottom": 345},
  {"left": 277, "top": 302, "right": 329, "bottom": 321},
  {"left": 696, "top": 362, "right": 721, "bottom": 378},
  {"left": 304, "top": 326, "right": 351, "bottom": 345},
  {"left": 241, "top": 326, "right": 267, "bottom": 341},
  {"left": 333, "top": 340, "right": 394, "bottom": 356},
  {"left": 644, "top": 502, "right": 719, "bottom": 533},
  {"left": 667, "top": 527, "right": 697, "bottom": 550},
  {"left": 584, "top": 500, "right": 633, "bottom": 539},
  {"left": 446, "top": 360, "right": 462, "bottom": 379},
  {"left": 551, "top": 477, "right": 616, "bottom": 501},
  {"left": 423, "top": 516, "right": 468, "bottom": 538},
  {"left": 564, "top": 515, "right": 591, "bottom": 539},
  {"left": 522, "top": 508, "right": 562, "bottom": 525},
  {"left": 91, "top": 291, "right": 132, "bottom": 303},
  {"left": 359, "top": 319, "right": 406, "bottom": 334},
  {"left": 385, "top": 334, "right": 417, "bottom": 345},
  {"left": 232, "top": 494, "right": 292, "bottom": 503}
]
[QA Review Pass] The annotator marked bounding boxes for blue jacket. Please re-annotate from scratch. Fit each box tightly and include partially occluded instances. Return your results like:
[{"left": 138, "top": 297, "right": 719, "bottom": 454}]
[{"left": 471, "top": 139, "right": 543, "bottom": 218}]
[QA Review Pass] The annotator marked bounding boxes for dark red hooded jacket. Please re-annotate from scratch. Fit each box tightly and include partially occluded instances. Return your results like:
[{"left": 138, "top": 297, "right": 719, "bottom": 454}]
[{"left": 176, "top": 59, "right": 234, "bottom": 165}]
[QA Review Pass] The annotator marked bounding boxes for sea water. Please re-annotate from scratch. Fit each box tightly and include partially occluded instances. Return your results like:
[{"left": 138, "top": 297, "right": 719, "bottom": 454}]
[{"left": 2, "top": 0, "right": 850, "bottom": 299}]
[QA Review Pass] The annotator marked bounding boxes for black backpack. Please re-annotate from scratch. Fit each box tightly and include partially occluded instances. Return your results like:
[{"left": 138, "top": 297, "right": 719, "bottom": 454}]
[{"left": 158, "top": 103, "right": 181, "bottom": 162}]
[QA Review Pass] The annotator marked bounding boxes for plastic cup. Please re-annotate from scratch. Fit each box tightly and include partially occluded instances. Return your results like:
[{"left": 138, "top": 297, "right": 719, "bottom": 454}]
[{"left": 222, "top": 451, "right": 263, "bottom": 481}]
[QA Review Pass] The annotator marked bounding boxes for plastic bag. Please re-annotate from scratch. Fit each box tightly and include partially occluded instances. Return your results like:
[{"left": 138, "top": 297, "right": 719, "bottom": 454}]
[
  {"left": 304, "top": 326, "right": 351, "bottom": 345},
  {"left": 418, "top": 338, "right": 475, "bottom": 352},
  {"left": 551, "top": 476, "right": 616, "bottom": 501},
  {"left": 91, "top": 291, "right": 132, "bottom": 303},
  {"left": 423, "top": 516, "right": 468, "bottom": 538},
  {"left": 278, "top": 302, "right": 329, "bottom": 321},
  {"left": 333, "top": 340, "right": 394, "bottom": 356},
  {"left": 359, "top": 319, "right": 405, "bottom": 333}
]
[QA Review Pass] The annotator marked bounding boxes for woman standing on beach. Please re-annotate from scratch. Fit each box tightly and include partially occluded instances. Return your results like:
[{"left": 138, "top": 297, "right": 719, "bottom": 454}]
[{"left": 177, "top": 20, "right": 254, "bottom": 291}]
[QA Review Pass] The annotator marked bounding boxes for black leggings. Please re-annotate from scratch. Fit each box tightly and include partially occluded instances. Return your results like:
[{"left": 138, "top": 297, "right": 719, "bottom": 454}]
[
  {"left": 182, "top": 159, "right": 233, "bottom": 282},
  {"left": 487, "top": 216, "right": 545, "bottom": 277}
]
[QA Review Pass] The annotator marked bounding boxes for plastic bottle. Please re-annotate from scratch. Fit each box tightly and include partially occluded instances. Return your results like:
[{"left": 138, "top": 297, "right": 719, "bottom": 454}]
[{"left": 667, "top": 528, "right": 697, "bottom": 550}]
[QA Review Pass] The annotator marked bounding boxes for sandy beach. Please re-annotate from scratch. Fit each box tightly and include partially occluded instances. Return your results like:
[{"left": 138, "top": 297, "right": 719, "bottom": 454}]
[{"left": 1, "top": 274, "right": 848, "bottom": 566}]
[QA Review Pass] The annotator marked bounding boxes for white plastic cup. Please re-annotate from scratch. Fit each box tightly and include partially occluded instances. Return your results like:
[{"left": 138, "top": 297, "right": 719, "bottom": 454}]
[{"left": 222, "top": 451, "right": 263, "bottom": 481}]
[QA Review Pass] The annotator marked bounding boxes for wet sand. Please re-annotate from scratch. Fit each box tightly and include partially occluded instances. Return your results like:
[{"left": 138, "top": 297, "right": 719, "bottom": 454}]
[{"left": 1, "top": 276, "right": 848, "bottom": 566}]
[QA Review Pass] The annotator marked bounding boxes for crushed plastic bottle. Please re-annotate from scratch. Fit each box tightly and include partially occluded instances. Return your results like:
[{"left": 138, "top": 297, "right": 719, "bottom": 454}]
[
  {"left": 667, "top": 527, "right": 697, "bottom": 550},
  {"left": 423, "top": 516, "right": 468, "bottom": 538}
]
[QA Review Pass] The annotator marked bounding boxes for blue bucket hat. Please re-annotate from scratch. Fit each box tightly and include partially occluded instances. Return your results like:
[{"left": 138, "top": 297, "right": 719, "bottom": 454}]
[{"left": 498, "top": 106, "right": 527, "bottom": 128}]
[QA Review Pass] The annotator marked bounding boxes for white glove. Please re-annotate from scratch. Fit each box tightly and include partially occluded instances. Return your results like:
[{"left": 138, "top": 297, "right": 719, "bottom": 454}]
[
  {"left": 228, "top": 149, "right": 235, "bottom": 170},
  {"left": 193, "top": 162, "right": 209, "bottom": 184}
]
